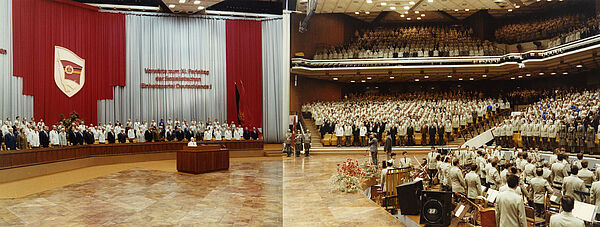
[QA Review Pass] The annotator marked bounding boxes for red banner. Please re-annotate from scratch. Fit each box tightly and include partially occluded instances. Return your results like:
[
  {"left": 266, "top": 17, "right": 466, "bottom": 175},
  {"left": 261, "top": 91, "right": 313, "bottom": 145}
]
[
  {"left": 12, "top": 0, "right": 126, "bottom": 125},
  {"left": 226, "top": 20, "right": 263, "bottom": 129}
]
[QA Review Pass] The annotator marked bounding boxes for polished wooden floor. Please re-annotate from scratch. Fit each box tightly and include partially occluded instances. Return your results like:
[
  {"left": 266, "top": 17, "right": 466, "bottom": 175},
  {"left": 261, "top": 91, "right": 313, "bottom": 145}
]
[{"left": 0, "top": 153, "right": 411, "bottom": 226}]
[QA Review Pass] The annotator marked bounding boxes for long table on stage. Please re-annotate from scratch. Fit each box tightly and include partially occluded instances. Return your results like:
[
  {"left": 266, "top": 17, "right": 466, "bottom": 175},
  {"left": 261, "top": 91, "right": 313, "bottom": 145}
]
[
  {"left": 0, "top": 140, "right": 263, "bottom": 170},
  {"left": 177, "top": 145, "right": 229, "bottom": 174}
]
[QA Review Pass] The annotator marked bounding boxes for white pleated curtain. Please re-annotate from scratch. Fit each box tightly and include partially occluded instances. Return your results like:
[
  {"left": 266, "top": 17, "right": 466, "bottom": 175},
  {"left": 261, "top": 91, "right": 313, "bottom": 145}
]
[
  {"left": 98, "top": 15, "right": 228, "bottom": 124},
  {"left": 0, "top": 0, "right": 34, "bottom": 120},
  {"left": 97, "top": 14, "right": 286, "bottom": 142},
  {"left": 262, "top": 19, "right": 285, "bottom": 143}
]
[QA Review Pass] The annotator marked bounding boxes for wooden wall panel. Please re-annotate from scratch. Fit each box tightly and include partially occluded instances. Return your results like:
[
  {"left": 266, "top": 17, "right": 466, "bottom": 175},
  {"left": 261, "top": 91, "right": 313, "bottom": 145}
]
[
  {"left": 291, "top": 13, "right": 364, "bottom": 59},
  {"left": 290, "top": 76, "right": 343, "bottom": 113}
]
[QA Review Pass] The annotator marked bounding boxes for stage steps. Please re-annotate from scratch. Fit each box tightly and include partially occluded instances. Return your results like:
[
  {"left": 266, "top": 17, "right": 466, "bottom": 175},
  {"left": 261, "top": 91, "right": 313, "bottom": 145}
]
[{"left": 301, "top": 115, "right": 323, "bottom": 148}]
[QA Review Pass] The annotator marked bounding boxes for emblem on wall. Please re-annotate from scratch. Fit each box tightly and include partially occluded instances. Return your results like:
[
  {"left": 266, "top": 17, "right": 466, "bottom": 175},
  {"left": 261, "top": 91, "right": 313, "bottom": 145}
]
[{"left": 54, "top": 46, "right": 85, "bottom": 97}]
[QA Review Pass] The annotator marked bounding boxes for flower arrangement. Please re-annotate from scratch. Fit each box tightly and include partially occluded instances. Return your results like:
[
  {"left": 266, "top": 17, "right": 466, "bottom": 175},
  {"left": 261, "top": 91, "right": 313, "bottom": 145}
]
[
  {"left": 330, "top": 158, "right": 367, "bottom": 193},
  {"left": 360, "top": 160, "right": 380, "bottom": 179}
]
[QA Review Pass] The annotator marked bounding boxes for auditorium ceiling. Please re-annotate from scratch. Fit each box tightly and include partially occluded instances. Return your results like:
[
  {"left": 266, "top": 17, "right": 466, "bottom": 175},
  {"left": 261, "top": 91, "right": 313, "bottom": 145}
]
[
  {"left": 296, "top": 0, "right": 580, "bottom": 22},
  {"left": 75, "top": 0, "right": 284, "bottom": 14},
  {"left": 291, "top": 46, "right": 600, "bottom": 83}
]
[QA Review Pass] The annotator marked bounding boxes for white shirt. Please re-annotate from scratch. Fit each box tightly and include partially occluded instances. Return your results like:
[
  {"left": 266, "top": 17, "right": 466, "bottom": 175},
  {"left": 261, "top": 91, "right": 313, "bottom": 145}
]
[{"left": 49, "top": 130, "right": 59, "bottom": 145}]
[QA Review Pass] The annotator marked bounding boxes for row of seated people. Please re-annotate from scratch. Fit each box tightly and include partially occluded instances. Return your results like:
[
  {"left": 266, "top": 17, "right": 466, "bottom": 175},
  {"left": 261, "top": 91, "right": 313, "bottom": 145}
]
[
  {"left": 492, "top": 89, "right": 600, "bottom": 154},
  {"left": 313, "top": 25, "right": 504, "bottom": 60},
  {"left": 495, "top": 13, "right": 589, "bottom": 44},
  {"left": 0, "top": 117, "right": 261, "bottom": 151},
  {"left": 302, "top": 91, "right": 511, "bottom": 146}
]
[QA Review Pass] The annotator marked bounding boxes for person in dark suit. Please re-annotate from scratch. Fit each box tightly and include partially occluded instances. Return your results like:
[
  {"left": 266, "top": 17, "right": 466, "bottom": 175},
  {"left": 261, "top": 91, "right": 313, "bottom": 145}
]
[
  {"left": 251, "top": 127, "right": 259, "bottom": 140},
  {"left": 243, "top": 127, "right": 251, "bottom": 140},
  {"left": 5, "top": 129, "right": 17, "bottom": 150},
  {"left": 407, "top": 125, "right": 414, "bottom": 146},
  {"left": 184, "top": 128, "right": 193, "bottom": 141},
  {"left": 68, "top": 130, "right": 77, "bottom": 145},
  {"left": 175, "top": 128, "right": 184, "bottom": 141},
  {"left": 0, "top": 131, "right": 4, "bottom": 150},
  {"left": 152, "top": 127, "right": 160, "bottom": 142},
  {"left": 166, "top": 129, "right": 175, "bottom": 141},
  {"left": 39, "top": 126, "right": 50, "bottom": 148},
  {"left": 384, "top": 133, "right": 392, "bottom": 160},
  {"left": 117, "top": 130, "right": 127, "bottom": 143},
  {"left": 107, "top": 130, "right": 116, "bottom": 144},
  {"left": 75, "top": 130, "right": 84, "bottom": 145},
  {"left": 84, "top": 129, "right": 95, "bottom": 144},
  {"left": 390, "top": 124, "right": 397, "bottom": 145},
  {"left": 428, "top": 124, "right": 436, "bottom": 146},
  {"left": 437, "top": 123, "right": 445, "bottom": 145},
  {"left": 144, "top": 128, "right": 153, "bottom": 142}
]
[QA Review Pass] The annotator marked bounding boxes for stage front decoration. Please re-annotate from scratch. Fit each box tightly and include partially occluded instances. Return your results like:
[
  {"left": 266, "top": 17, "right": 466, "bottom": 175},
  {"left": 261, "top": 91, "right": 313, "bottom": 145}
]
[{"left": 12, "top": 0, "right": 126, "bottom": 124}]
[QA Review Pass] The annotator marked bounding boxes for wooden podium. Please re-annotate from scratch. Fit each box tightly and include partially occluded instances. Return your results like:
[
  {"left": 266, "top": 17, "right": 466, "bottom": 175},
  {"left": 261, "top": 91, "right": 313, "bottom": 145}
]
[{"left": 177, "top": 145, "right": 229, "bottom": 174}]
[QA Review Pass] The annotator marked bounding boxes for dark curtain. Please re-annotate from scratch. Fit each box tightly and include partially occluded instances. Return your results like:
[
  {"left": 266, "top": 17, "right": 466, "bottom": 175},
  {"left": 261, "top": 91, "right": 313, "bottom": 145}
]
[
  {"left": 12, "top": 0, "right": 126, "bottom": 125},
  {"left": 226, "top": 20, "right": 263, "bottom": 129}
]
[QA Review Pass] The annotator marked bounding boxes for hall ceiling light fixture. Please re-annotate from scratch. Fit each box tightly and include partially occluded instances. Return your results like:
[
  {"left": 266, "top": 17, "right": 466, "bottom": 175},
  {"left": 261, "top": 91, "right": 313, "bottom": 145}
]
[
  {"left": 415, "top": 79, "right": 420, "bottom": 81},
  {"left": 366, "top": 0, "right": 372, "bottom": 3},
  {"left": 518, "top": 75, "right": 523, "bottom": 78},
  {"left": 409, "top": 1, "right": 415, "bottom": 5},
  {"left": 169, "top": 4, "right": 175, "bottom": 8},
  {"left": 401, "top": 15, "right": 405, "bottom": 17},
  {"left": 465, "top": 9, "right": 469, "bottom": 11},
  {"left": 539, "top": 72, "right": 544, "bottom": 75},
  {"left": 421, "top": 14, "right": 425, "bottom": 16},
  {"left": 526, "top": 73, "right": 531, "bottom": 77},
  {"left": 458, "top": 78, "right": 463, "bottom": 81},
  {"left": 351, "top": 80, "right": 355, "bottom": 83},
  {"left": 563, "top": 72, "right": 569, "bottom": 75},
  {"left": 576, "top": 64, "right": 583, "bottom": 68},
  {"left": 333, "top": 77, "right": 338, "bottom": 80},
  {"left": 417, "top": 17, "right": 421, "bottom": 20},
  {"left": 355, "top": 11, "right": 359, "bottom": 14},
  {"left": 447, "top": 75, "right": 452, "bottom": 78},
  {"left": 365, "top": 11, "right": 370, "bottom": 14},
  {"left": 407, "top": 18, "right": 411, "bottom": 20},
  {"left": 424, "top": 76, "right": 429, "bottom": 78},
  {"left": 482, "top": 75, "right": 487, "bottom": 77},
  {"left": 389, "top": 76, "right": 395, "bottom": 79},
  {"left": 511, "top": 77, "right": 515, "bottom": 80},
  {"left": 197, "top": 6, "right": 204, "bottom": 10},
  {"left": 508, "top": 9, "right": 513, "bottom": 12},
  {"left": 403, "top": 6, "right": 409, "bottom": 10},
  {"left": 415, "top": 11, "right": 420, "bottom": 13},
  {"left": 469, "top": 78, "right": 474, "bottom": 81},
  {"left": 550, "top": 72, "right": 556, "bottom": 75},
  {"left": 381, "top": 2, "right": 387, "bottom": 6},
  {"left": 361, "top": 80, "right": 366, "bottom": 82},
  {"left": 390, "top": 6, "right": 396, "bottom": 10},
  {"left": 179, "top": 0, "right": 185, "bottom": 3},
  {"left": 367, "top": 77, "right": 372, "bottom": 79}
]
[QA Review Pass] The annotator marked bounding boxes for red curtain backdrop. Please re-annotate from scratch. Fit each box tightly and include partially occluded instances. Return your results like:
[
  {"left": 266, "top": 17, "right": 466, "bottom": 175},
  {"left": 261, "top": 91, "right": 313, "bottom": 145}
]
[
  {"left": 226, "top": 20, "right": 263, "bottom": 129},
  {"left": 12, "top": 0, "right": 126, "bottom": 125}
]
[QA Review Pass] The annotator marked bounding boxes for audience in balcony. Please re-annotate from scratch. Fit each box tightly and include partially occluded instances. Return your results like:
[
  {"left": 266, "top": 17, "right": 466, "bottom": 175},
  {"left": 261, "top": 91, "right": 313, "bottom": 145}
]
[{"left": 313, "top": 25, "right": 505, "bottom": 60}]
